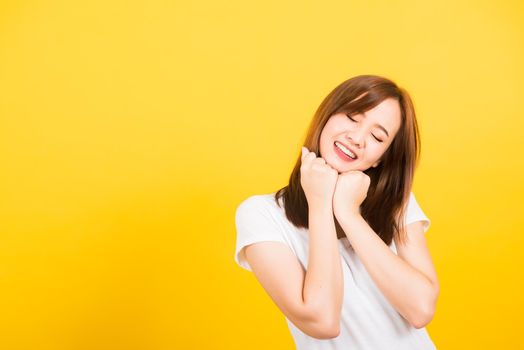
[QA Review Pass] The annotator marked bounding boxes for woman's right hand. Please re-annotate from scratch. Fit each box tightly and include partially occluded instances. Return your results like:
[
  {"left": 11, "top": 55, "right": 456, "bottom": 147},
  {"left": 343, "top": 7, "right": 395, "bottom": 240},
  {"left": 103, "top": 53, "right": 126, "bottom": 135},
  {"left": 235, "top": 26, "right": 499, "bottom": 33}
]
[{"left": 300, "top": 146, "right": 338, "bottom": 208}]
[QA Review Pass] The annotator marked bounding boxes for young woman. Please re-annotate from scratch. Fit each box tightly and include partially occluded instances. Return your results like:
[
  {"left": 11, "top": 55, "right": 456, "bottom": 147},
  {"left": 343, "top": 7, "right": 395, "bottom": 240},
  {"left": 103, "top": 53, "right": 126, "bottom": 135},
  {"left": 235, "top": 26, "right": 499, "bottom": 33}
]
[{"left": 234, "top": 74, "right": 439, "bottom": 349}]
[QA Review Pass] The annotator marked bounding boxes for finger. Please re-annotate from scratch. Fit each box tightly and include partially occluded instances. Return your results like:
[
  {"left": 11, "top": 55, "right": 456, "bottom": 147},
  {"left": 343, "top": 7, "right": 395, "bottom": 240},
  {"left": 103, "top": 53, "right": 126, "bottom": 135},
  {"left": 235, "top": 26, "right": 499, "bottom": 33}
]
[
  {"left": 304, "top": 152, "right": 317, "bottom": 166},
  {"left": 301, "top": 146, "right": 309, "bottom": 162},
  {"left": 301, "top": 147, "right": 317, "bottom": 164},
  {"left": 312, "top": 162, "right": 331, "bottom": 170}
]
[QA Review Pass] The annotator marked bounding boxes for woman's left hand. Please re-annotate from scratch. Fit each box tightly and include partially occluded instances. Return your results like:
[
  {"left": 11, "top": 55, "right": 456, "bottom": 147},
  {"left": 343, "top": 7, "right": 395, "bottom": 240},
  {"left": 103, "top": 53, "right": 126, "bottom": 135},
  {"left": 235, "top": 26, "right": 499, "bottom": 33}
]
[{"left": 333, "top": 171, "right": 371, "bottom": 220}]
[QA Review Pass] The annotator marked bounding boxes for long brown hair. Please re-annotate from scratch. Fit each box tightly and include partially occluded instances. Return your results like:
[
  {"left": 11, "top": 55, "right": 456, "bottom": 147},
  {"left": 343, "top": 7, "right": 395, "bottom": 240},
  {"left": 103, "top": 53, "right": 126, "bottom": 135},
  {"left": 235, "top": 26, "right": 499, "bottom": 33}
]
[{"left": 274, "top": 74, "right": 421, "bottom": 246}]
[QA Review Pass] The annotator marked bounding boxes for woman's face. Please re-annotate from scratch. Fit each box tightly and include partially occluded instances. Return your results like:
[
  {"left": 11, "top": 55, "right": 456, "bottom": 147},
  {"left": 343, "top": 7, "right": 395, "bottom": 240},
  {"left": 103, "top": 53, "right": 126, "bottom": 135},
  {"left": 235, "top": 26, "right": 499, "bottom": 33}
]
[{"left": 319, "top": 97, "right": 402, "bottom": 173}]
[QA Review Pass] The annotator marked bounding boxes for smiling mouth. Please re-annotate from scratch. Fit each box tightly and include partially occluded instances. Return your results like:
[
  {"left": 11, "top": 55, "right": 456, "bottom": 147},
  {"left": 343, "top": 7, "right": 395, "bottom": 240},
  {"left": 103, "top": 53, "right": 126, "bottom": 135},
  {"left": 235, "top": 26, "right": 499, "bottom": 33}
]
[{"left": 334, "top": 141, "right": 357, "bottom": 159}]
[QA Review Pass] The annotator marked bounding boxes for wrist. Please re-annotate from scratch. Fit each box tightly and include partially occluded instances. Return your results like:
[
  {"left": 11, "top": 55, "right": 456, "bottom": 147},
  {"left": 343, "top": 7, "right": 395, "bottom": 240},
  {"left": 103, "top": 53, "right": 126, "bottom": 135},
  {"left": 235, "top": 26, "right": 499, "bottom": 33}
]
[
  {"left": 335, "top": 210, "right": 363, "bottom": 226},
  {"left": 307, "top": 195, "right": 333, "bottom": 209},
  {"left": 308, "top": 201, "right": 333, "bottom": 215}
]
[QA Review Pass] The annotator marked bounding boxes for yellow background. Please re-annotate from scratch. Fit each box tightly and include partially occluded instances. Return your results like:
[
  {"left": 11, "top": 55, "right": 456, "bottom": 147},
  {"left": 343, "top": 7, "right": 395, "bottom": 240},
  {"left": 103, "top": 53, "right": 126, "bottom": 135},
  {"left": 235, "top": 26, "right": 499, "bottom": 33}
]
[{"left": 1, "top": 0, "right": 523, "bottom": 349}]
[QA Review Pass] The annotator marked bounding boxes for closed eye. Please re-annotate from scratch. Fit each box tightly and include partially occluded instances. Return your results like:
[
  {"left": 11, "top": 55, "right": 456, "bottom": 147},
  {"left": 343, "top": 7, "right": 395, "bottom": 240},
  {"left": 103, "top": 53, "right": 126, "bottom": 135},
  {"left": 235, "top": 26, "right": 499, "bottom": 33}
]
[
  {"left": 347, "top": 114, "right": 384, "bottom": 143},
  {"left": 346, "top": 113, "right": 356, "bottom": 122},
  {"left": 372, "top": 134, "right": 384, "bottom": 143}
]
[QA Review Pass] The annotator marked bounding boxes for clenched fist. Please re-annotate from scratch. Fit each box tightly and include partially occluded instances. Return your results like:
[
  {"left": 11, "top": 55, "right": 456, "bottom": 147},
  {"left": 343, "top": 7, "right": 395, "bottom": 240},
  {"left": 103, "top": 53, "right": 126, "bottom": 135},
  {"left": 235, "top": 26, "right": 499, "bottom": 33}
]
[
  {"left": 333, "top": 170, "right": 370, "bottom": 219},
  {"left": 300, "top": 146, "right": 338, "bottom": 208}
]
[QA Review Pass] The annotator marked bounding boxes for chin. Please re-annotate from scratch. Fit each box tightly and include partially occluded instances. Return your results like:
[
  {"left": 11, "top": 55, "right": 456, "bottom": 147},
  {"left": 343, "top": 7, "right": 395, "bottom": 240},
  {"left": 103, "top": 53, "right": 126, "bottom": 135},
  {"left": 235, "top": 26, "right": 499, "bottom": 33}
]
[
  {"left": 332, "top": 163, "right": 352, "bottom": 174},
  {"left": 338, "top": 164, "right": 368, "bottom": 173}
]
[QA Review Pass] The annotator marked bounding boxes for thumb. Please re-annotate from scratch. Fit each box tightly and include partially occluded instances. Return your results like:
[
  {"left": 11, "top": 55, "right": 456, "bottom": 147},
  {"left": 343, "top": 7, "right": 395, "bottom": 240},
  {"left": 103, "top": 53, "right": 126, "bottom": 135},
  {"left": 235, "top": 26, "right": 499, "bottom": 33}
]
[{"left": 301, "top": 146, "right": 308, "bottom": 160}]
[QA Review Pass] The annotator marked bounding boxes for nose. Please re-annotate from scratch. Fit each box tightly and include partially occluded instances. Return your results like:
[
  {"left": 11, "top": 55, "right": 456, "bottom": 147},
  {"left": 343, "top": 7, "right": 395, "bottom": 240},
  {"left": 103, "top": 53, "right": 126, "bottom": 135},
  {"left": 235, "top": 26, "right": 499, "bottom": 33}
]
[{"left": 346, "top": 129, "right": 365, "bottom": 148}]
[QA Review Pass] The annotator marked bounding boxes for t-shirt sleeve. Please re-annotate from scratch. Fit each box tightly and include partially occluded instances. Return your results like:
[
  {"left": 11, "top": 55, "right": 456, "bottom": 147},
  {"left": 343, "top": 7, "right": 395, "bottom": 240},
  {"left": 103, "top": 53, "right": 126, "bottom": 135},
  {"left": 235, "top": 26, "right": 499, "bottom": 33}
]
[
  {"left": 404, "top": 192, "right": 431, "bottom": 233},
  {"left": 234, "top": 196, "right": 288, "bottom": 272}
]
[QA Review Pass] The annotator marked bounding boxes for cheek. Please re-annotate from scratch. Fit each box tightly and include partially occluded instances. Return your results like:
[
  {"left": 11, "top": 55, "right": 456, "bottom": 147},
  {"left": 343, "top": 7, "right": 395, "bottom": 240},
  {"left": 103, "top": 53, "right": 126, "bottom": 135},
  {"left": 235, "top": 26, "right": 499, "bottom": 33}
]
[
  {"left": 368, "top": 145, "right": 387, "bottom": 160},
  {"left": 320, "top": 126, "right": 336, "bottom": 145},
  {"left": 318, "top": 134, "right": 330, "bottom": 157}
]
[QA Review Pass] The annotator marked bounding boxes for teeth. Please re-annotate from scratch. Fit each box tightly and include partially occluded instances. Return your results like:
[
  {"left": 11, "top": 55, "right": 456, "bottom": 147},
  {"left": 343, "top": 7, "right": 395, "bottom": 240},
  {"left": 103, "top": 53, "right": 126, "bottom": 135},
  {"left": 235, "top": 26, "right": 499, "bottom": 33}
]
[{"left": 335, "top": 141, "right": 356, "bottom": 159}]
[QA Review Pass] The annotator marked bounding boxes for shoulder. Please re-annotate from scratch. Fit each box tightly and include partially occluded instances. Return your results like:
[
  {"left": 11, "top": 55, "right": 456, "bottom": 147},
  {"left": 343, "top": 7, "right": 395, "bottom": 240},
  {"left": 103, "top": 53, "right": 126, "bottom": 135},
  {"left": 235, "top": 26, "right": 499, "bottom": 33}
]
[
  {"left": 404, "top": 191, "right": 431, "bottom": 233},
  {"left": 234, "top": 192, "right": 289, "bottom": 271},
  {"left": 235, "top": 192, "right": 280, "bottom": 217}
]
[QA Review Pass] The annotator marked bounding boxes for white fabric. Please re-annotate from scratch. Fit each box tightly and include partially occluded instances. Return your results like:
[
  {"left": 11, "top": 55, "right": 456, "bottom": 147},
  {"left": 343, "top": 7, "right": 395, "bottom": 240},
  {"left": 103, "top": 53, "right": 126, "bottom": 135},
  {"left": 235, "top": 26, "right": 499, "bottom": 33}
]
[{"left": 234, "top": 191, "right": 436, "bottom": 350}]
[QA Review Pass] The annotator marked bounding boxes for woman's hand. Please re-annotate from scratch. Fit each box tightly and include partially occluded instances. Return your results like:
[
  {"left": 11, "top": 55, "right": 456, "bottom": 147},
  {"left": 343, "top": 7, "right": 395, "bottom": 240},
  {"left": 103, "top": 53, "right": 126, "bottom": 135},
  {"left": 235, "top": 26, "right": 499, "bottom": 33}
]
[
  {"left": 300, "top": 146, "right": 338, "bottom": 208},
  {"left": 333, "top": 170, "right": 370, "bottom": 220}
]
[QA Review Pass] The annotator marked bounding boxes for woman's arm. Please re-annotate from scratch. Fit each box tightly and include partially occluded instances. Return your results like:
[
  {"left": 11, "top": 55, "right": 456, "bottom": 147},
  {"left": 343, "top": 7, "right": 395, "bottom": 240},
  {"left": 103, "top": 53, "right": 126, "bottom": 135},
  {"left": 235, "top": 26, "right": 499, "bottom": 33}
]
[
  {"left": 244, "top": 146, "right": 343, "bottom": 339},
  {"left": 302, "top": 199, "right": 344, "bottom": 336},
  {"left": 243, "top": 199, "right": 343, "bottom": 339},
  {"left": 298, "top": 146, "right": 344, "bottom": 335},
  {"left": 337, "top": 214, "right": 439, "bottom": 328}
]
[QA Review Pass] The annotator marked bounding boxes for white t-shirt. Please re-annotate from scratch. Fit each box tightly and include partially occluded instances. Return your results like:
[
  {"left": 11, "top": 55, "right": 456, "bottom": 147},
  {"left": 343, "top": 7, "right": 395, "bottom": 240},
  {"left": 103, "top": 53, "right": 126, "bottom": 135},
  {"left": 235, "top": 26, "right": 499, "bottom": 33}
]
[{"left": 234, "top": 191, "right": 436, "bottom": 350}]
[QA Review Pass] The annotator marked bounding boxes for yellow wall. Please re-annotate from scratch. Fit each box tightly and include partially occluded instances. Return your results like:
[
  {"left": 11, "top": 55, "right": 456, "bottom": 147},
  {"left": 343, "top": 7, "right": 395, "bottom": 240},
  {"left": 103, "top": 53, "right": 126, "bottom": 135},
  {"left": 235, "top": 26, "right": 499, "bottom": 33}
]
[{"left": 0, "top": 0, "right": 523, "bottom": 349}]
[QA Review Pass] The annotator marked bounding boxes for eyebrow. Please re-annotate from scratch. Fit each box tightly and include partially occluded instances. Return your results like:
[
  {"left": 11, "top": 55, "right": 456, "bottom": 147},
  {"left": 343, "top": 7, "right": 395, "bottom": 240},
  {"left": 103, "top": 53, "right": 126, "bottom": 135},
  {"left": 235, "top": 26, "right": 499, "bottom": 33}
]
[{"left": 362, "top": 111, "right": 390, "bottom": 137}]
